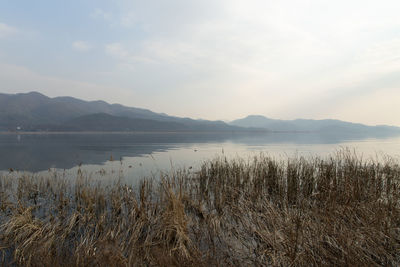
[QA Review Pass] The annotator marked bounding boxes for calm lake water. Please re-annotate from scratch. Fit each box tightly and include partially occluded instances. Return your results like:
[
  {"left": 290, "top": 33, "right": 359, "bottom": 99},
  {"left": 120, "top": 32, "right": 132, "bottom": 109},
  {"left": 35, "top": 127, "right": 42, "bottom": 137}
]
[{"left": 1, "top": 132, "right": 400, "bottom": 182}]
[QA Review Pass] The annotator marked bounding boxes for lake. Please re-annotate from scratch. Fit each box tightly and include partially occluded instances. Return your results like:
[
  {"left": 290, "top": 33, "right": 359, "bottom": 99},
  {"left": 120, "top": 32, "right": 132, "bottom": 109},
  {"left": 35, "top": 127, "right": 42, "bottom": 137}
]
[{"left": 1, "top": 132, "right": 400, "bottom": 182}]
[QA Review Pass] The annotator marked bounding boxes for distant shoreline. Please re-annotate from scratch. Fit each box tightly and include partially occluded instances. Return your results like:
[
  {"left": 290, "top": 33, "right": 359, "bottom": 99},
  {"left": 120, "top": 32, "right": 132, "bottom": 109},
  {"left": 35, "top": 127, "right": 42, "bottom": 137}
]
[
  {"left": 0, "top": 130, "right": 272, "bottom": 135},
  {"left": 1, "top": 129, "right": 396, "bottom": 135}
]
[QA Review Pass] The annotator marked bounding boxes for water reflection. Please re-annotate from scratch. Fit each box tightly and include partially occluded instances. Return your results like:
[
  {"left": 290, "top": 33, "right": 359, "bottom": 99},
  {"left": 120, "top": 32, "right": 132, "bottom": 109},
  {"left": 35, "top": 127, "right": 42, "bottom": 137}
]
[{"left": 1, "top": 131, "right": 400, "bottom": 173}]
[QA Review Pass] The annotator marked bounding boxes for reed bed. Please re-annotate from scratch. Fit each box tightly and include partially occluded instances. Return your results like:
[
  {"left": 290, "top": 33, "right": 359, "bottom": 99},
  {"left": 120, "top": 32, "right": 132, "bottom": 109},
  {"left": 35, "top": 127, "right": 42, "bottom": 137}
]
[{"left": 1, "top": 150, "right": 400, "bottom": 266}]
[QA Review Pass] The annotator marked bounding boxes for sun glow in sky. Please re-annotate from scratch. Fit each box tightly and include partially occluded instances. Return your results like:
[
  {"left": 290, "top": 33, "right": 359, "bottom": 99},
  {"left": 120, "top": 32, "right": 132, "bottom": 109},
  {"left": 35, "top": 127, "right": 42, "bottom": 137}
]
[{"left": 1, "top": 0, "right": 400, "bottom": 125}]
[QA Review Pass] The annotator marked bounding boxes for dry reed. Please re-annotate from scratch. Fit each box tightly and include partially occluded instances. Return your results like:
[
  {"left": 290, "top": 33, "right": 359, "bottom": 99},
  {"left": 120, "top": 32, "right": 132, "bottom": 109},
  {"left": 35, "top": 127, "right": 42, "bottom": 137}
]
[{"left": 0, "top": 149, "right": 399, "bottom": 266}]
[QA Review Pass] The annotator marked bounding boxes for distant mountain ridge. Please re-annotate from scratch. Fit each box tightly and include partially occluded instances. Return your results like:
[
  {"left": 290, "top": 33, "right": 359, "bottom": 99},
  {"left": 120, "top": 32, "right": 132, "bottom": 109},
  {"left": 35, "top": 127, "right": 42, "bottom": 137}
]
[
  {"left": 0, "top": 92, "right": 399, "bottom": 134},
  {"left": 230, "top": 115, "right": 400, "bottom": 134},
  {"left": 0, "top": 92, "right": 243, "bottom": 132},
  {"left": 0, "top": 91, "right": 170, "bottom": 124}
]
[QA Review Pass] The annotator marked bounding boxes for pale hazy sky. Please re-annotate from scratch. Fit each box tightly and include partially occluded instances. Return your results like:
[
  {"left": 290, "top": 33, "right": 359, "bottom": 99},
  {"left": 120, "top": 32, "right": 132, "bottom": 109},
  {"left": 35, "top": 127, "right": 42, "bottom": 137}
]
[{"left": 1, "top": 0, "right": 400, "bottom": 125}]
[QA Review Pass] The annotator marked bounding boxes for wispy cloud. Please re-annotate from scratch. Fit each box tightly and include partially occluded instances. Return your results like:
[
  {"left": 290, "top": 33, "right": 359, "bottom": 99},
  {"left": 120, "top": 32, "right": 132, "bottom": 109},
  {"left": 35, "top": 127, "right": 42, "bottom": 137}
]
[
  {"left": 72, "top": 41, "right": 92, "bottom": 52},
  {"left": 105, "top": 42, "right": 155, "bottom": 64},
  {"left": 90, "top": 8, "right": 112, "bottom": 20},
  {"left": 0, "top": 23, "right": 18, "bottom": 38},
  {"left": 105, "top": 43, "right": 128, "bottom": 58}
]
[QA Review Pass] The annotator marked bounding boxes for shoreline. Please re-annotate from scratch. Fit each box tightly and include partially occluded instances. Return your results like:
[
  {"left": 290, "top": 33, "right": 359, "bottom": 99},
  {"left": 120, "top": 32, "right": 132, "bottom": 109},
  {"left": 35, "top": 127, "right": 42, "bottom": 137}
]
[{"left": 0, "top": 130, "right": 317, "bottom": 135}]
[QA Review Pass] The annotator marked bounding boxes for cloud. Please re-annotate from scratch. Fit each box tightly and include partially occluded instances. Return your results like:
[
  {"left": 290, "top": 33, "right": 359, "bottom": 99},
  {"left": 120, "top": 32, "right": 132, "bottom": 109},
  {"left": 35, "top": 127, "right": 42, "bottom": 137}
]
[
  {"left": 105, "top": 43, "right": 128, "bottom": 58},
  {"left": 105, "top": 42, "right": 155, "bottom": 64},
  {"left": 90, "top": 8, "right": 112, "bottom": 20},
  {"left": 0, "top": 23, "right": 18, "bottom": 38},
  {"left": 105, "top": 0, "right": 339, "bottom": 97},
  {"left": 107, "top": 1, "right": 339, "bottom": 77},
  {"left": 72, "top": 41, "right": 92, "bottom": 52}
]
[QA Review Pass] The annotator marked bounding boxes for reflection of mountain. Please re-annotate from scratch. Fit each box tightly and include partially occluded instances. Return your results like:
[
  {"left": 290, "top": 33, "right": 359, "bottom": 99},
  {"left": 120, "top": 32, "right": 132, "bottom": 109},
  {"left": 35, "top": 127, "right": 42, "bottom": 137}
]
[
  {"left": 0, "top": 133, "right": 238, "bottom": 172},
  {"left": 1, "top": 132, "right": 400, "bottom": 172}
]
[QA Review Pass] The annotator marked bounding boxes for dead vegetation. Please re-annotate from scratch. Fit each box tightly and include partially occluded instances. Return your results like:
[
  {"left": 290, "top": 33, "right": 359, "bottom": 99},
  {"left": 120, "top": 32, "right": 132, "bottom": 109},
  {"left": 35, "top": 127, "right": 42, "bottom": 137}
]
[{"left": 1, "top": 150, "right": 400, "bottom": 266}]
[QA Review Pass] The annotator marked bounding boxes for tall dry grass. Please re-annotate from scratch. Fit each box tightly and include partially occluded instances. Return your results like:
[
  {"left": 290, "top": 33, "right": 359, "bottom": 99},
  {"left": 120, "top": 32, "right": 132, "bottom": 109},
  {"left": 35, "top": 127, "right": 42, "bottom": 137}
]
[{"left": 1, "top": 150, "right": 400, "bottom": 266}]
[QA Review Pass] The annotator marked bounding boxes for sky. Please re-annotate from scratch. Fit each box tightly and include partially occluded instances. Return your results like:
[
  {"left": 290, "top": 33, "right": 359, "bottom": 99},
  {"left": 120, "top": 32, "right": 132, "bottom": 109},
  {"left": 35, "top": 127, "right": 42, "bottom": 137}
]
[{"left": 1, "top": 0, "right": 400, "bottom": 126}]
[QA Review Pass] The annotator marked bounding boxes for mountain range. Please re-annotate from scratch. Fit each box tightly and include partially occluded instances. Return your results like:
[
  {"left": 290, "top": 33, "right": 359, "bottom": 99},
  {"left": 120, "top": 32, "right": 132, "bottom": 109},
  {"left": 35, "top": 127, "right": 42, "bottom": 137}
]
[
  {"left": 230, "top": 115, "right": 400, "bottom": 134},
  {"left": 0, "top": 92, "right": 399, "bottom": 135},
  {"left": 0, "top": 92, "right": 243, "bottom": 132}
]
